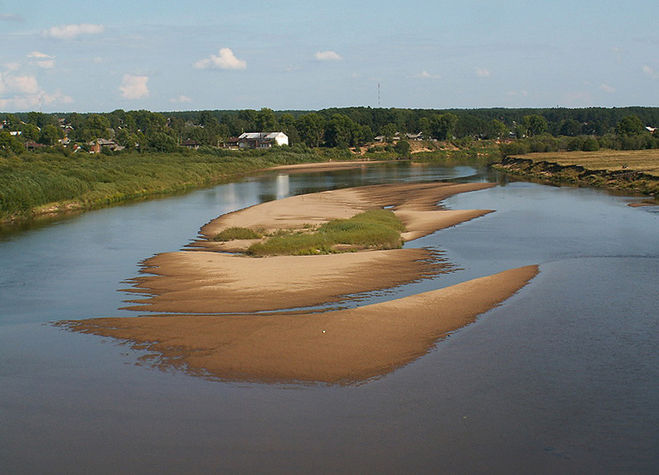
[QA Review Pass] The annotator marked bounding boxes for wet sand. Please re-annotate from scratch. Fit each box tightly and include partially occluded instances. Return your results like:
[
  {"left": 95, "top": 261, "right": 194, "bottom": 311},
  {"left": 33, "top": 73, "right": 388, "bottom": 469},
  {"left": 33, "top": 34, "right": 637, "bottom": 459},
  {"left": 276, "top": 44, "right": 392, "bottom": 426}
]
[
  {"left": 65, "top": 265, "right": 539, "bottom": 384},
  {"left": 124, "top": 248, "right": 444, "bottom": 313},
  {"left": 61, "top": 180, "right": 539, "bottom": 384},
  {"left": 127, "top": 182, "right": 494, "bottom": 313}
]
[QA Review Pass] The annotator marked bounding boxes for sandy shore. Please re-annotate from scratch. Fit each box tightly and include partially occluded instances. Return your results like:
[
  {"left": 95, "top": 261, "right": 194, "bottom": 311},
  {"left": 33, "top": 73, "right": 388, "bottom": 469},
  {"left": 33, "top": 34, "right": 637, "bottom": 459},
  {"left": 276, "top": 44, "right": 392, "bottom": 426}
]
[
  {"left": 126, "top": 181, "right": 494, "bottom": 313},
  {"left": 64, "top": 265, "right": 538, "bottom": 384}
]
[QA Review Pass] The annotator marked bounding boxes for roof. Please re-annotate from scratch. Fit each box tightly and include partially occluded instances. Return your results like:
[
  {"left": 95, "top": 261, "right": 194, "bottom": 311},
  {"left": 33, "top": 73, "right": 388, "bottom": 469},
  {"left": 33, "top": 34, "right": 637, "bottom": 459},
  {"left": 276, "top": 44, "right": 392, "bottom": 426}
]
[{"left": 238, "top": 132, "right": 287, "bottom": 140}]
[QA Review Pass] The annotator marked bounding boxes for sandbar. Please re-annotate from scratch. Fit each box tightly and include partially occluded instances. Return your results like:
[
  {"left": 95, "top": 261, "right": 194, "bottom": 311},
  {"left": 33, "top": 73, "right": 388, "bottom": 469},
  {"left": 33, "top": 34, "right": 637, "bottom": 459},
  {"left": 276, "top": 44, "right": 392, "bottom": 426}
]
[
  {"left": 64, "top": 265, "right": 538, "bottom": 384},
  {"left": 127, "top": 181, "right": 494, "bottom": 313}
]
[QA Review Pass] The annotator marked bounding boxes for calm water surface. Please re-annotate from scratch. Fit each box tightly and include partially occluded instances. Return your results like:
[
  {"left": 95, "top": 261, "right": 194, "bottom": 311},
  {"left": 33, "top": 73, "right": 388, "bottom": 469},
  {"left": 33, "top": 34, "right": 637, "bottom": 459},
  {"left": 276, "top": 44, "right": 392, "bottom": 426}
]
[{"left": 1, "top": 162, "right": 657, "bottom": 473}]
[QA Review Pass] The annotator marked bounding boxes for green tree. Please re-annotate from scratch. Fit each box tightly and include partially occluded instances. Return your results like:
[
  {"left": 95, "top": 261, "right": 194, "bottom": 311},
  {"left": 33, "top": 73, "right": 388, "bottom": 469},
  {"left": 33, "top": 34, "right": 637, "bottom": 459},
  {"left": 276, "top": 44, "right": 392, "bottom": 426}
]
[
  {"left": 523, "top": 114, "right": 548, "bottom": 136},
  {"left": 0, "top": 130, "right": 24, "bottom": 154},
  {"left": 39, "top": 124, "right": 63, "bottom": 145},
  {"left": 255, "top": 108, "right": 278, "bottom": 131},
  {"left": 431, "top": 113, "right": 458, "bottom": 140},
  {"left": 296, "top": 113, "right": 325, "bottom": 147},
  {"left": 19, "top": 123, "right": 41, "bottom": 141},
  {"left": 616, "top": 115, "right": 645, "bottom": 136},
  {"left": 86, "top": 114, "right": 111, "bottom": 139},
  {"left": 381, "top": 123, "right": 398, "bottom": 142},
  {"left": 559, "top": 119, "right": 582, "bottom": 136},
  {"left": 394, "top": 140, "right": 411, "bottom": 158},
  {"left": 487, "top": 119, "right": 508, "bottom": 139},
  {"left": 325, "top": 114, "right": 358, "bottom": 148}
]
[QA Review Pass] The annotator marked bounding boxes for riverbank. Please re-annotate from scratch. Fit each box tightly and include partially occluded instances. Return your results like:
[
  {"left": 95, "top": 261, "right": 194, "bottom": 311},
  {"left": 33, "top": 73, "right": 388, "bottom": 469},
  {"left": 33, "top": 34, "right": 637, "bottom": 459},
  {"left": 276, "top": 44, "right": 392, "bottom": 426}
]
[
  {"left": 0, "top": 149, "right": 372, "bottom": 225},
  {"left": 493, "top": 150, "right": 659, "bottom": 197}
]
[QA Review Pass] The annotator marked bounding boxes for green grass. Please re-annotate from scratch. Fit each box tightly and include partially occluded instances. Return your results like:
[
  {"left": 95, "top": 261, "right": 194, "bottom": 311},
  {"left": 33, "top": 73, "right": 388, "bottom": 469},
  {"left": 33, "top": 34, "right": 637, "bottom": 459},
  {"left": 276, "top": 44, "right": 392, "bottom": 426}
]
[
  {"left": 213, "top": 227, "right": 262, "bottom": 241},
  {"left": 247, "top": 209, "right": 405, "bottom": 256},
  {"left": 0, "top": 147, "right": 356, "bottom": 222}
]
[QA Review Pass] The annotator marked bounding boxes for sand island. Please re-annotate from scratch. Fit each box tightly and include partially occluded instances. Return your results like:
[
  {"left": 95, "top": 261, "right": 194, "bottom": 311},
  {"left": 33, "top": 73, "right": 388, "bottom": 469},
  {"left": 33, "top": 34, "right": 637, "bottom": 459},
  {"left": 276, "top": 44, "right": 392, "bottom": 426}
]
[{"left": 62, "top": 173, "right": 538, "bottom": 384}]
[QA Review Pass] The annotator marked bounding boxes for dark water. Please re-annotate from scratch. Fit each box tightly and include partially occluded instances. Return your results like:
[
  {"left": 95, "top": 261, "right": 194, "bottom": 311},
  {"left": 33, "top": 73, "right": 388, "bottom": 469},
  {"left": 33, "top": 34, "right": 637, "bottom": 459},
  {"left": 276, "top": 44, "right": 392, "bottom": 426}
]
[{"left": 1, "top": 163, "right": 657, "bottom": 473}]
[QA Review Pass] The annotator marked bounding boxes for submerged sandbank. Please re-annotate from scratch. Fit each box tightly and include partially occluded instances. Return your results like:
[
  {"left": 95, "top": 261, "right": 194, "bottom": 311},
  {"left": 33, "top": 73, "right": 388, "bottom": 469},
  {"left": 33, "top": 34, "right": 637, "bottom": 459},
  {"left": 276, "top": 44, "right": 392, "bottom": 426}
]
[{"left": 64, "top": 265, "right": 539, "bottom": 384}]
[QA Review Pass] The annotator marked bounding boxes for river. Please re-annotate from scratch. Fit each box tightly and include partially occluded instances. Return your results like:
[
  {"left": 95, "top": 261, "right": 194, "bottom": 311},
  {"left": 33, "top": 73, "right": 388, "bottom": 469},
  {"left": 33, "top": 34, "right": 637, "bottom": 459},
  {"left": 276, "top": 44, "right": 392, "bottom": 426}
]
[{"left": 1, "top": 162, "right": 657, "bottom": 473}]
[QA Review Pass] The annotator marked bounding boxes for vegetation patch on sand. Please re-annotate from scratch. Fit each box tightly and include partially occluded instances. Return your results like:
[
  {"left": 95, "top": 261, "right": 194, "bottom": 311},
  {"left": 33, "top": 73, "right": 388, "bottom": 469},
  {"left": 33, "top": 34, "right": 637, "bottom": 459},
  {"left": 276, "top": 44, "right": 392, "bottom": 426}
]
[
  {"left": 247, "top": 209, "right": 405, "bottom": 256},
  {"left": 213, "top": 227, "right": 262, "bottom": 241},
  {"left": 494, "top": 149, "right": 659, "bottom": 196}
]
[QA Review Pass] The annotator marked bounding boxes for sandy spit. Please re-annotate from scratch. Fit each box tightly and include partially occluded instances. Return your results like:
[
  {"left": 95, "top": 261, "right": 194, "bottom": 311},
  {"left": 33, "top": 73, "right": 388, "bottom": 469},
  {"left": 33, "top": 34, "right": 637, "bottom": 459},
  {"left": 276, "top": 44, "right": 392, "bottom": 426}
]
[
  {"left": 64, "top": 265, "right": 539, "bottom": 384},
  {"left": 127, "top": 181, "right": 494, "bottom": 313},
  {"left": 124, "top": 248, "right": 445, "bottom": 313}
]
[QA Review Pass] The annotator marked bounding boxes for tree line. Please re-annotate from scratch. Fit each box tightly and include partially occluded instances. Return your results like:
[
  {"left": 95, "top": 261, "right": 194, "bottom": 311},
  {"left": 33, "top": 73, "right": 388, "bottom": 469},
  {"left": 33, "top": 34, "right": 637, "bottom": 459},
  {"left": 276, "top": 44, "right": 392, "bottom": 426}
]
[{"left": 1, "top": 106, "right": 658, "bottom": 155}]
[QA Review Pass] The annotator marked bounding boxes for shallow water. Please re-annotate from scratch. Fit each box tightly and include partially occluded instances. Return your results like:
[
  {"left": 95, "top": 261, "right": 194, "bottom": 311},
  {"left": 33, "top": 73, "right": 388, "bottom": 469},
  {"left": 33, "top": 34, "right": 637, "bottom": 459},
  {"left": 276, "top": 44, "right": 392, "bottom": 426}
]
[{"left": 1, "top": 162, "right": 657, "bottom": 473}]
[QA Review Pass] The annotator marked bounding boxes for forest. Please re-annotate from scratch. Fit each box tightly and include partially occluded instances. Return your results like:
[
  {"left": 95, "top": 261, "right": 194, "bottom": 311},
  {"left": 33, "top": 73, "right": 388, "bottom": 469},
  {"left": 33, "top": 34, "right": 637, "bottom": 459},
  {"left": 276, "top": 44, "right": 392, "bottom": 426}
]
[{"left": 1, "top": 106, "right": 658, "bottom": 155}]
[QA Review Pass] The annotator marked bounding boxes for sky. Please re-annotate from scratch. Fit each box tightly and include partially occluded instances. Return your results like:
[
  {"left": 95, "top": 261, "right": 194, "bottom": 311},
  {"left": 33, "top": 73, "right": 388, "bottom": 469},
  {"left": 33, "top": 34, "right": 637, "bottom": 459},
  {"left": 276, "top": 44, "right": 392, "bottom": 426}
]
[{"left": 0, "top": 0, "right": 658, "bottom": 112}]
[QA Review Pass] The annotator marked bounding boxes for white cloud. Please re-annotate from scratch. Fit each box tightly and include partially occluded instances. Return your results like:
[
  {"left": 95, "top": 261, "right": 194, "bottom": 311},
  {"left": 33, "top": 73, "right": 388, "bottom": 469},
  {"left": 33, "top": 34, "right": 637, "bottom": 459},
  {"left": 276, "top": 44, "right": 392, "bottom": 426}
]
[
  {"left": 169, "top": 95, "right": 192, "bottom": 103},
  {"left": 4, "top": 62, "right": 20, "bottom": 71},
  {"left": 417, "top": 70, "right": 441, "bottom": 79},
  {"left": 28, "top": 51, "right": 52, "bottom": 59},
  {"left": 28, "top": 52, "right": 56, "bottom": 69},
  {"left": 315, "top": 50, "right": 342, "bottom": 61},
  {"left": 642, "top": 65, "right": 659, "bottom": 79},
  {"left": 194, "top": 48, "right": 247, "bottom": 70},
  {"left": 599, "top": 83, "right": 616, "bottom": 93},
  {"left": 0, "top": 13, "right": 23, "bottom": 22},
  {"left": 42, "top": 23, "right": 104, "bottom": 39},
  {"left": 119, "top": 74, "right": 149, "bottom": 99},
  {"left": 0, "top": 70, "right": 73, "bottom": 109},
  {"left": 5, "top": 75, "right": 39, "bottom": 94},
  {"left": 506, "top": 89, "right": 529, "bottom": 97},
  {"left": 475, "top": 67, "right": 491, "bottom": 78}
]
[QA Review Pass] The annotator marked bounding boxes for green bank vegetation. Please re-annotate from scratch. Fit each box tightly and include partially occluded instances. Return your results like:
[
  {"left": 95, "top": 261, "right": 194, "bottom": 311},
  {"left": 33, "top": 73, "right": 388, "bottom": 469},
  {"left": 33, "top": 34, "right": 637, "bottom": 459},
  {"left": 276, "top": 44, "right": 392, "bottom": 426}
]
[
  {"left": 245, "top": 209, "right": 405, "bottom": 256},
  {"left": 0, "top": 146, "right": 351, "bottom": 223}
]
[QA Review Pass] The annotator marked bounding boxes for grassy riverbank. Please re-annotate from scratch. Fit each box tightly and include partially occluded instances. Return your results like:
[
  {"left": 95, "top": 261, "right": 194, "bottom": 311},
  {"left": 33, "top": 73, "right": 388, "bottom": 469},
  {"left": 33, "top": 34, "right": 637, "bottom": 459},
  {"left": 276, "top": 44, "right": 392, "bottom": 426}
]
[
  {"left": 493, "top": 149, "right": 659, "bottom": 197},
  {"left": 0, "top": 142, "right": 502, "bottom": 225},
  {"left": 0, "top": 147, "right": 352, "bottom": 223}
]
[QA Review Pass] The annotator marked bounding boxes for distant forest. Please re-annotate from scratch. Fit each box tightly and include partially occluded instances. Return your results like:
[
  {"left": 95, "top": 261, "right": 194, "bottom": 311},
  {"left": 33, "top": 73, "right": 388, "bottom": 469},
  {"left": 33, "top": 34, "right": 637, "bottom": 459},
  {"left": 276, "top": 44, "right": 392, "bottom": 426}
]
[{"left": 1, "top": 106, "right": 658, "bottom": 154}]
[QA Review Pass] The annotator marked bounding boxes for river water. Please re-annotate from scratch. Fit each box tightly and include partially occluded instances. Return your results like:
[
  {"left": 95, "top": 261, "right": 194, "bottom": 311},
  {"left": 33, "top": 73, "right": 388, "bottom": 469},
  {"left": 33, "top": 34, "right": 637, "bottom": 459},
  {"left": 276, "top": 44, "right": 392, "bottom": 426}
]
[{"left": 1, "top": 163, "right": 657, "bottom": 473}]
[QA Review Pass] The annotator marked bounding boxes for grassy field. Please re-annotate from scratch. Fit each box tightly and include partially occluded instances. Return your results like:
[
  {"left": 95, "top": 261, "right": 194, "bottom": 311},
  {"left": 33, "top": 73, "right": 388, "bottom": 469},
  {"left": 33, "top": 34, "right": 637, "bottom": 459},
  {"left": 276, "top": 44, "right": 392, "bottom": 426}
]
[
  {"left": 0, "top": 148, "right": 352, "bottom": 223},
  {"left": 511, "top": 149, "right": 659, "bottom": 176},
  {"left": 245, "top": 209, "right": 405, "bottom": 256}
]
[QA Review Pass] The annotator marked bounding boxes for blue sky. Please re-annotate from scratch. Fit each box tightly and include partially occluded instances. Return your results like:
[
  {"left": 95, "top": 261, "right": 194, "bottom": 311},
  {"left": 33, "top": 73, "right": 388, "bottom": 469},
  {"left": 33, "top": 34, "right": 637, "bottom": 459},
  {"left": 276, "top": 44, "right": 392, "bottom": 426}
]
[{"left": 1, "top": 0, "right": 657, "bottom": 112}]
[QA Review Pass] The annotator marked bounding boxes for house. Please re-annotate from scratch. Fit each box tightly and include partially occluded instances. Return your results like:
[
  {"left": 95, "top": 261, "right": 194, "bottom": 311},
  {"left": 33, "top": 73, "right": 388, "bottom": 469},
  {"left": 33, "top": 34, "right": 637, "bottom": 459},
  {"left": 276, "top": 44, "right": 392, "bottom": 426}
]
[
  {"left": 89, "top": 138, "right": 125, "bottom": 153},
  {"left": 25, "top": 141, "right": 45, "bottom": 152},
  {"left": 405, "top": 132, "right": 424, "bottom": 141},
  {"left": 181, "top": 139, "right": 200, "bottom": 150},
  {"left": 224, "top": 137, "right": 241, "bottom": 148},
  {"left": 238, "top": 132, "right": 288, "bottom": 149}
]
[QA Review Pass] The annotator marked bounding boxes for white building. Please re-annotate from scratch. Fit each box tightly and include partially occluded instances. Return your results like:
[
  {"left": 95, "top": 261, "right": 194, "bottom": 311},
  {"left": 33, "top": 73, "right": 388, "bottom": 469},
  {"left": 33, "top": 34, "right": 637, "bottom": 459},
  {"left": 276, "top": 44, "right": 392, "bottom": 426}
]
[{"left": 238, "top": 132, "right": 289, "bottom": 149}]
